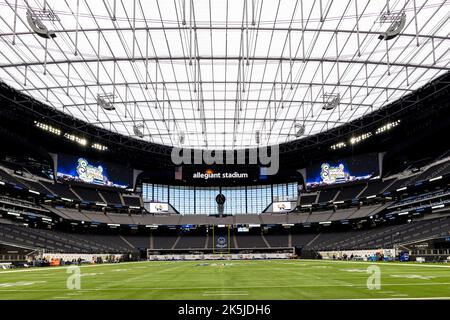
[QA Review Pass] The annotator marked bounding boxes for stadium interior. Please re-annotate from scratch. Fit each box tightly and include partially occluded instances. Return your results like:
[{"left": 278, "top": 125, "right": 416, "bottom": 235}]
[
  {"left": 0, "top": 0, "right": 449, "bottom": 303},
  {"left": 1, "top": 71, "right": 449, "bottom": 263}
]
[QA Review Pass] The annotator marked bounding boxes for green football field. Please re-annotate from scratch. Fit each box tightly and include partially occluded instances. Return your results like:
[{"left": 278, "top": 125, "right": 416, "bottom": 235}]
[{"left": 0, "top": 259, "right": 449, "bottom": 300}]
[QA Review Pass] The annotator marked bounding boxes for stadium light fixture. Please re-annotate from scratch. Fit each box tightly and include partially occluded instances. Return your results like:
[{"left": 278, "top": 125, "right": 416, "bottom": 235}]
[
  {"left": 97, "top": 94, "right": 116, "bottom": 111},
  {"left": 26, "top": 8, "right": 58, "bottom": 39},
  {"left": 133, "top": 123, "right": 145, "bottom": 138},
  {"left": 34, "top": 121, "right": 61, "bottom": 136},
  {"left": 35, "top": 121, "right": 108, "bottom": 152},
  {"left": 376, "top": 120, "right": 401, "bottom": 134},
  {"left": 330, "top": 142, "right": 346, "bottom": 150},
  {"left": 92, "top": 143, "right": 108, "bottom": 151},
  {"left": 179, "top": 132, "right": 185, "bottom": 145},
  {"left": 431, "top": 204, "right": 445, "bottom": 210},
  {"left": 378, "top": 11, "right": 406, "bottom": 41},
  {"left": 349, "top": 132, "right": 372, "bottom": 145},
  {"left": 322, "top": 93, "right": 340, "bottom": 110},
  {"left": 429, "top": 176, "right": 442, "bottom": 182},
  {"left": 64, "top": 133, "right": 87, "bottom": 146},
  {"left": 294, "top": 123, "right": 305, "bottom": 137},
  {"left": 397, "top": 211, "right": 409, "bottom": 216}
]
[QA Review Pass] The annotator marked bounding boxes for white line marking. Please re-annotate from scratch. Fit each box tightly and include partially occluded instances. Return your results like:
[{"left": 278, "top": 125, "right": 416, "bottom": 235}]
[
  {"left": 0, "top": 282, "right": 449, "bottom": 292},
  {"left": 347, "top": 297, "right": 450, "bottom": 300},
  {"left": 391, "top": 274, "right": 436, "bottom": 280},
  {"left": 203, "top": 291, "right": 248, "bottom": 294},
  {"left": 203, "top": 293, "right": 249, "bottom": 296}
]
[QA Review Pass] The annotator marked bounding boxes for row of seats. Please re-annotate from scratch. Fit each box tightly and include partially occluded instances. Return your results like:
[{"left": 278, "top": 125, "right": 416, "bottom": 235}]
[
  {"left": 0, "top": 170, "right": 29, "bottom": 189},
  {"left": 400, "top": 160, "right": 450, "bottom": 187},
  {"left": 147, "top": 234, "right": 270, "bottom": 250},
  {"left": 305, "top": 216, "right": 450, "bottom": 251},
  {"left": 388, "top": 188, "right": 450, "bottom": 211},
  {"left": 299, "top": 180, "right": 396, "bottom": 205},
  {"left": 0, "top": 168, "right": 142, "bottom": 208},
  {"left": 0, "top": 195, "right": 44, "bottom": 211},
  {"left": 2, "top": 214, "right": 448, "bottom": 253},
  {"left": 0, "top": 223, "right": 135, "bottom": 253},
  {"left": 45, "top": 203, "right": 389, "bottom": 226}
]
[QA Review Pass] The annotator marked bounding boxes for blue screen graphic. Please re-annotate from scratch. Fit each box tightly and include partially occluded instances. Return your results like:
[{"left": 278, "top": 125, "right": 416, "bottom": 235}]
[
  {"left": 57, "top": 154, "right": 132, "bottom": 189},
  {"left": 306, "top": 153, "right": 379, "bottom": 189}
]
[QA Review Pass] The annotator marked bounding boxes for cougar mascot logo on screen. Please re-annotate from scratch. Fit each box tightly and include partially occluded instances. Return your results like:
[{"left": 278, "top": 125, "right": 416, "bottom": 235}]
[
  {"left": 216, "top": 236, "right": 228, "bottom": 249},
  {"left": 320, "top": 163, "right": 347, "bottom": 184},
  {"left": 76, "top": 158, "right": 105, "bottom": 184}
]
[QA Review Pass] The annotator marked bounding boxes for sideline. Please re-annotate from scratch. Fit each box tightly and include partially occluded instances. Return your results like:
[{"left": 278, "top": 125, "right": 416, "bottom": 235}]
[
  {"left": 297, "top": 259, "right": 450, "bottom": 268},
  {"left": 0, "top": 260, "right": 152, "bottom": 274},
  {"left": 2, "top": 258, "right": 450, "bottom": 275},
  {"left": 1, "top": 281, "right": 450, "bottom": 292}
]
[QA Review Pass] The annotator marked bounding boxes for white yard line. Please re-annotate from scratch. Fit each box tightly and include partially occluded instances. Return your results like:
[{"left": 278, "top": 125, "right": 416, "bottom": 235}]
[
  {"left": 2, "top": 260, "right": 449, "bottom": 275},
  {"left": 0, "top": 281, "right": 450, "bottom": 292},
  {"left": 203, "top": 291, "right": 248, "bottom": 293},
  {"left": 202, "top": 293, "right": 249, "bottom": 296},
  {"left": 0, "top": 261, "right": 173, "bottom": 274},
  {"left": 347, "top": 297, "right": 450, "bottom": 300}
]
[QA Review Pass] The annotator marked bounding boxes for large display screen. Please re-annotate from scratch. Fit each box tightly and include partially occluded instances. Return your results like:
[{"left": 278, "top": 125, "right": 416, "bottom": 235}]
[
  {"left": 272, "top": 201, "right": 292, "bottom": 212},
  {"left": 148, "top": 202, "right": 169, "bottom": 213},
  {"left": 56, "top": 154, "right": 132, "bottom": 188},
  {"left": 305, "top": 153, "right": 379, "bottom": 189}
]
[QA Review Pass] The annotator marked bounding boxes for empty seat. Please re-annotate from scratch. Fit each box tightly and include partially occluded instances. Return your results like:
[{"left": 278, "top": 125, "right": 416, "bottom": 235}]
[
  {"left": 100, "top": 190, "right": 123, "bottom": 205},
  {"left": 334, "top": 184, "right": 365, "bottom": 201},
  {"left": 317, "top": 189, "right": 338, "bottom": 203},
  {"left": 72, "top": 186, "right": 103, "bottom": 203}
]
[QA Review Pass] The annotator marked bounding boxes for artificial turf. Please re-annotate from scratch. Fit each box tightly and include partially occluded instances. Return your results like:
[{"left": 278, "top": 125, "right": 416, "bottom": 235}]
[{"left": 0, "top": 259, "right": 449, "bottom": 300}]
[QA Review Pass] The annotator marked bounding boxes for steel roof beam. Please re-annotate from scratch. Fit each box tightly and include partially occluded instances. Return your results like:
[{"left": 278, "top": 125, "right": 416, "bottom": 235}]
[
  {"left": 88, "top": 118, "right": 347, "bottom": 125},
  {"left": 18, "top": 81, "right": 413, "bottom": 93},
  {"left": 61, "top": 98, "right": 373, "bottom": 108},
  {"left": 0, "top": 26, "right": 447, "bottom": 41},
  {"left": 3, "top": 56, "right": 446, "bottom": 71}
]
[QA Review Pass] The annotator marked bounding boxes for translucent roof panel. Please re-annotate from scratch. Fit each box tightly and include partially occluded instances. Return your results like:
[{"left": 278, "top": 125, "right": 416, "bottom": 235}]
[{"left": 0, "top": 0, "right": 448, "bottom": 149}]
